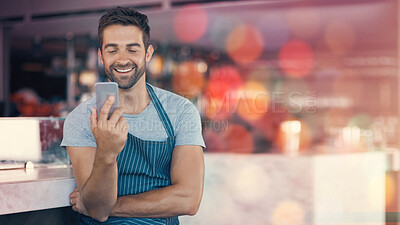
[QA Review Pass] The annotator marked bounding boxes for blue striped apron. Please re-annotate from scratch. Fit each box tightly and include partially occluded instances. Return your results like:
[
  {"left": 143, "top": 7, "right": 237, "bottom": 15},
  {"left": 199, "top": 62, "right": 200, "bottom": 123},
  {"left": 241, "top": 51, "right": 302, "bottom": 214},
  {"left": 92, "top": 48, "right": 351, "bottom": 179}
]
[{"left": 79, "top": 83, "right": 179, "bottom": 225}]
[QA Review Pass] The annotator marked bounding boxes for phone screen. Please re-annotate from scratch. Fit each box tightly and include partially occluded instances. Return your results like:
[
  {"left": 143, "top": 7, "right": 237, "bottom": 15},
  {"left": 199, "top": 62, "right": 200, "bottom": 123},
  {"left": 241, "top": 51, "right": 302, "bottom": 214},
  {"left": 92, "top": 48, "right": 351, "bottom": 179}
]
[{"left": 95, "top": 82, "right": 119, "bottom": 119}]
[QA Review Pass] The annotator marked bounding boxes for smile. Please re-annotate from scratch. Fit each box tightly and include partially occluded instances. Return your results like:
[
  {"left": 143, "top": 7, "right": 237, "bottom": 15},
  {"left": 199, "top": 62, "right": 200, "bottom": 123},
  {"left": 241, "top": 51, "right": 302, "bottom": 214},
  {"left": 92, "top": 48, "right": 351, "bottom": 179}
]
[{"left": 114, "top": 68, "right": 134, "bottom": 73}]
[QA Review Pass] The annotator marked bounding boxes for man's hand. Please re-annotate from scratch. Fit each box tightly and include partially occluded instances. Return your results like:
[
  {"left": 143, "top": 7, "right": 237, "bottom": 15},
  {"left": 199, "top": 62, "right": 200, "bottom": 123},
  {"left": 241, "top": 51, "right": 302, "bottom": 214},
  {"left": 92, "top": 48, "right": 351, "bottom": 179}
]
[
  {"left": 91, "top": 96, "right": 129, "bottom": 159},
  {"left": 70, "top": 188, "right": 89, "bottom": 216}
]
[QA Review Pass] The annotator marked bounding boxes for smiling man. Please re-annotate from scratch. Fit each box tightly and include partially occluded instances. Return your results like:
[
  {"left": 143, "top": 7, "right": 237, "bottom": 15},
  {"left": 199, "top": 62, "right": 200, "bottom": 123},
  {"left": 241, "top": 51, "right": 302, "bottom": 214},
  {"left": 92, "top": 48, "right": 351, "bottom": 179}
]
[{"left": 61, "top": 7, "right": 205, "bottom": 225}]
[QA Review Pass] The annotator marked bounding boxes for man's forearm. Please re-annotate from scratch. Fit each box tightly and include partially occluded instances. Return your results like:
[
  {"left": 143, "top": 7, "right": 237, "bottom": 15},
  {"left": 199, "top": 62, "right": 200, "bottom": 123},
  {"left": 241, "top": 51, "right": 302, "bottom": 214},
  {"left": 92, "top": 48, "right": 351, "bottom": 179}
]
[
  {"left": 81, "top": 152, "right": 118, "bottom": 222},
  {"left": 110, "top": 184, "right": 201, "bottom": 218}
]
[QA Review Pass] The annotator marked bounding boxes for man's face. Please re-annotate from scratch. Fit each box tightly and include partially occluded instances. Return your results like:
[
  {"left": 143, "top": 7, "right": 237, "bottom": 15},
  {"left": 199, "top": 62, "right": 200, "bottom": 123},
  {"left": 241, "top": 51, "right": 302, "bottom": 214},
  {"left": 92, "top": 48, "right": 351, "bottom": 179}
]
[{"left": 98, "top": 24, "right": 153, "bottom": 89}]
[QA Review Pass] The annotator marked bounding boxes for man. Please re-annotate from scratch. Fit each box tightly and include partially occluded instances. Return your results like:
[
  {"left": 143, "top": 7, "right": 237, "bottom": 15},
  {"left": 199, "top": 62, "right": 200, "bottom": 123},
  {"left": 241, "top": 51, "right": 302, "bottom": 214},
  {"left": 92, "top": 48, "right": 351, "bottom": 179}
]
[{"left": 61, "top": 7, "right": 205, "bottom": 225}]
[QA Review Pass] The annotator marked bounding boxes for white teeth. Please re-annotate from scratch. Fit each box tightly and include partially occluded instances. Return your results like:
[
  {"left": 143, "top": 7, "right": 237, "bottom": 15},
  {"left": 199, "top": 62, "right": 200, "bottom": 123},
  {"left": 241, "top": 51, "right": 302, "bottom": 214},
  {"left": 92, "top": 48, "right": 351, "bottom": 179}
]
[{"left": 115, "top": 68, "right": 133, "bottom": 73}]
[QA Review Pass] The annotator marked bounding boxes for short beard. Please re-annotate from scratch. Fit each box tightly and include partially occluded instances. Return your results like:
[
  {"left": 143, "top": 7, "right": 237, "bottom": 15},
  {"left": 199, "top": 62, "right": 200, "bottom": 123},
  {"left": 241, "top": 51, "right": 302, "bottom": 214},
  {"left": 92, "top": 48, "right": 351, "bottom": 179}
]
[{"left": 105, "top": 61, "right": 146, "bottom": 89}]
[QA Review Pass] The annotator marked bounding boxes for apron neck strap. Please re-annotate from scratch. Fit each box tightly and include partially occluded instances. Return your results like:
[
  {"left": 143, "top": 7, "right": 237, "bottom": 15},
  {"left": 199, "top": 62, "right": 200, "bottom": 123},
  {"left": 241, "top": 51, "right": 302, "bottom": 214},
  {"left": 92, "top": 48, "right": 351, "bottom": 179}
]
[{"left": 146, "top": 83, "right": 175, "bottom": 138}]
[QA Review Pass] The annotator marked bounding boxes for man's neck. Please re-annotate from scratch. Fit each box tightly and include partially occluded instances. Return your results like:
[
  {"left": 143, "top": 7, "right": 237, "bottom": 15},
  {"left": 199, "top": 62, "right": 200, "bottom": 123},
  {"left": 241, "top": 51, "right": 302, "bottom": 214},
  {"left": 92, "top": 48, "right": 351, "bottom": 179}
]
[{"left": 118, "top": 77, "right": 151, "bottom": 115}]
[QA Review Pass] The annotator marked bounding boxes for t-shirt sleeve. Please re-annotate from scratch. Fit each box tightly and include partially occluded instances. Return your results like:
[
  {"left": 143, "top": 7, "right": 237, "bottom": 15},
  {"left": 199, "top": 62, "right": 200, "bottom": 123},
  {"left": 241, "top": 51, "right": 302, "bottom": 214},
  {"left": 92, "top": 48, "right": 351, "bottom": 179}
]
[
  {"left": 60, "top": 104, "right": 96, "bottom": 149},
  {"left": 174, "top": 100, "right": 206, "bottom": 149}
]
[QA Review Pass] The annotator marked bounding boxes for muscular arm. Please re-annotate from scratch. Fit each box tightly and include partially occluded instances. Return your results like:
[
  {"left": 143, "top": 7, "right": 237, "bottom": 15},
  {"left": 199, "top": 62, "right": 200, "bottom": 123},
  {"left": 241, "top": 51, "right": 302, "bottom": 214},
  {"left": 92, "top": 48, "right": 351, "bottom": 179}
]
[
  {"left": 110, "top": 145, "right": 205, "bottom": 218},
  {"left": 67, "top": 146, "right": 118, "bottom": 221},
  {"left": 70, "top": 145, "right": 204, "bottom": 219},
  {"left": 68, "top": 96, "right": 129, "bottom": 222}
]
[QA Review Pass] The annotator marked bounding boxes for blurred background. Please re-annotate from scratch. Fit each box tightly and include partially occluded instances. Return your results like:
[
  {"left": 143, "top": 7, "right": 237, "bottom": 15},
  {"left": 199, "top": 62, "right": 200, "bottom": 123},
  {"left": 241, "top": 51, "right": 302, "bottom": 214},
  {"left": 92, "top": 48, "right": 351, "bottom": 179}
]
[
  {"left": 0, "top": 0, "right": 399, "bottom": 224},
  {"left": 1, "top": 0, "right": 398, "bottom": 154}
]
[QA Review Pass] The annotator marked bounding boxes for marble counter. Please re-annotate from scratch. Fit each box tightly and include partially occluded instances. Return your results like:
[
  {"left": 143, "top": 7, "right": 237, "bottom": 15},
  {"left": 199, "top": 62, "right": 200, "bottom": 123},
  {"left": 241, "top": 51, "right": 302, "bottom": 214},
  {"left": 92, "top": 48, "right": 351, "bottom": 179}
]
[
  {"left": 181, "top": 152, "right": 387, "bottom": 225},
  {"left": 0, "top": 152, "right": 387, "bottom": 225},
  {"left": 0, "top": 166, "right": 76, "bottom": 215}
]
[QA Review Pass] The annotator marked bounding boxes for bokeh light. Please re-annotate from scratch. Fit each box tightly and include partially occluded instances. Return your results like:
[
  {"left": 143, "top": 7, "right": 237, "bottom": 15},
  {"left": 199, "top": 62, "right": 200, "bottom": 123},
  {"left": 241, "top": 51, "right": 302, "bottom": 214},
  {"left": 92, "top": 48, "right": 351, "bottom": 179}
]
[
  {"left": 173, "top": 4, "right": 208, "bottom": 43},
  {"left": 147, "top": 54, "right": 164, "bottom": 79},
  {"left": 257, "top": 15, "right": 290, "bottom": 51},
  {"left": 221, "top": 123, "right": 254, "bottom": 153},
  {"left": 271, "top": 200, "right": 305, "bottom": 225},
  {"left": 236, "top": 80, "right": 269, "bottom": 122},
  {"left": 203, "top": 66, "right": 243, "bottom": 120},
  {"left": 79, "top": 70, "right": 97, "bottom": 87},
  {"left": 386, "top": 173, "right": 396, "bottom": 208},
  {"left": 172, "top": 61, "right": 205, "bottom": 99},
  {"left": 226, "top": 25, "right": 264, "bottom": 65},
  {"left": 286, "top": 8, "right": 322, "bottom": 40},
  {"left": 274, "top": 120, "right": 312, "bottom": 153},
  {"left": 324, "top": 20, "right": 355, "bottom": 54},
  {"left": 279, "top": 40, "right": 314, "bottom": 78}
]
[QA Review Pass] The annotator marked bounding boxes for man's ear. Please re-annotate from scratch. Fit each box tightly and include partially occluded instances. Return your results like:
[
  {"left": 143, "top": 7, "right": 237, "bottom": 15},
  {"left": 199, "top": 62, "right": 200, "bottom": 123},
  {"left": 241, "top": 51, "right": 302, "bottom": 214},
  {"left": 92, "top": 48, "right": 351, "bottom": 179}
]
[
  {"left": 145, "top": 44, "right": 154, "bottom": 63},
  {"left": 98, "top": 48, "right": 104, "bottom": 65}
]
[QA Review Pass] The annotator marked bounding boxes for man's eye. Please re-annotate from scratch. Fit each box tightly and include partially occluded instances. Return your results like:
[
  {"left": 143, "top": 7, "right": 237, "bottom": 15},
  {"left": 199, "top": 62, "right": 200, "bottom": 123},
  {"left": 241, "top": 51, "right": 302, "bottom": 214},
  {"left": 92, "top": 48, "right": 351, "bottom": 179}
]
[
  {"left": 108, "top": 50, "right": 117, "bottom": 54},
  {"left": 128, "top": 50, "right": 137, "bottom": 53}
]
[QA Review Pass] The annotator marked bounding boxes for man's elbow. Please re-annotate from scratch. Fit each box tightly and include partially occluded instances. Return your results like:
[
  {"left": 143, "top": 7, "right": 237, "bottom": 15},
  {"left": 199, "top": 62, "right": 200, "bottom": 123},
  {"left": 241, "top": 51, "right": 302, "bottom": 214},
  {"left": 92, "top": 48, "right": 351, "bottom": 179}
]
[
  {"left": 88, "top": 211, "right": 109, "bottom": 223},
  {"left": 86, "top": 206, "right": 111, "bottom": 222},
  {"left": 185, "top": 204, "right": 200, "bottom": 216},
  {"left": 83, "top": 196, "right": 116, "bottom": 222},
  {"left": 183, "top": 195, "right": 202, "bottom": 216}
]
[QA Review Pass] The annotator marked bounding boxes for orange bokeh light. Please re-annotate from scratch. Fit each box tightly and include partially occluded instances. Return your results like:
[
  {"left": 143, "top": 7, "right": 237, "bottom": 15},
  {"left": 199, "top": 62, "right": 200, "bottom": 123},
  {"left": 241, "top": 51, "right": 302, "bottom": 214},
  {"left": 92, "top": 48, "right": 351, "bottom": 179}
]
[
  {"left": 221, "top": 123, "right": 254, "bottom": 154},
  {"left": 173, "top": 4, "right": 208, "bottom": 43},
  {"left": 386, "top": 173, "right": 396, "bottom": 209},
  {"left": 236, "top": 80, "right": 269, "bottom": 122},
  {"left": 147, "top": 54, "right": 164, "bottom": 79},
  {"left": 172, "top": 61, "right": 205, "bottom": 99},
  {"left": 279, "top": 40, "right": 314, "bottom": 78},
  {"left": 226, "top": 25, "right": 264, "bottom": 65},
  {"left": 274, "top": 120, "right": 312, "bottom": 153}
]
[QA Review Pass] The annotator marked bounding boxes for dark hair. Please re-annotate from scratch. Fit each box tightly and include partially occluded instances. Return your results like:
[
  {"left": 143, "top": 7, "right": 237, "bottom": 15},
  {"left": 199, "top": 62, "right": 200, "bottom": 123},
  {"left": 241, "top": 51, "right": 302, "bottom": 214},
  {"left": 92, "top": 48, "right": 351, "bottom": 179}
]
[{"left": 98, "top": 6, "right": 151, "bottom": 50}]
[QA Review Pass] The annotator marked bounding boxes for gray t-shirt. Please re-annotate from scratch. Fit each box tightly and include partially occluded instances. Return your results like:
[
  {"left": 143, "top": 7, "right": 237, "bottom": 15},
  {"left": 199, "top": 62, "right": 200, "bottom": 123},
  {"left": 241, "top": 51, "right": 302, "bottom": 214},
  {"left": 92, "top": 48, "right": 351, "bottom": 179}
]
[{"left": 61, "top": 84, "right": 205, "bottom": 149}]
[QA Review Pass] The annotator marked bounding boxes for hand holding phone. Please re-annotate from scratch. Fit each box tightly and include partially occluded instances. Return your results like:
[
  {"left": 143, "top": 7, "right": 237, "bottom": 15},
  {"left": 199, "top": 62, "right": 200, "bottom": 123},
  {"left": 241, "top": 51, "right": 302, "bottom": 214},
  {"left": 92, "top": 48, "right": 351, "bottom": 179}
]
[
  {"left": 95, "top": 82, "right": 119, "bottom": 119},
  {"left": 91, "top": 82, "right": 128, "bottom": 157}
]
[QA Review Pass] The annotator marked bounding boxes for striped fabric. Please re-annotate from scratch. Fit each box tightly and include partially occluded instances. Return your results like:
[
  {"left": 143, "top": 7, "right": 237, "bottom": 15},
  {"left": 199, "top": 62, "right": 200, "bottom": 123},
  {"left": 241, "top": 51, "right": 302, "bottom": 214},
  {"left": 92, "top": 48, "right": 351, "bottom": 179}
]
[{"left": 79, "top": 84, "right": 179, "bottom": 225}]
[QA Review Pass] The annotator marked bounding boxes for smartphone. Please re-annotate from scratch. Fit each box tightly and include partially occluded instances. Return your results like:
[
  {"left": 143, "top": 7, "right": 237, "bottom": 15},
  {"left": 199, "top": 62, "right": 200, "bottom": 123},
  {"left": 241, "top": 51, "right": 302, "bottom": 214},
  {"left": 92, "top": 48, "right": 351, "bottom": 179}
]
[{"left": 95, "top": 82, "right": 119, "bottom": 119}]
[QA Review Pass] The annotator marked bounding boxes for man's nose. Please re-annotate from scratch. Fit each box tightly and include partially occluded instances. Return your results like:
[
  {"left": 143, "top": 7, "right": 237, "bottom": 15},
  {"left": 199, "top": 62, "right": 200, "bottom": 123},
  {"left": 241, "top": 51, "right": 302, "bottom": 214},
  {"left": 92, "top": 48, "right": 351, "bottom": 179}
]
[{"left": 117, "top": 52, "right": 130, "bottom": 64}]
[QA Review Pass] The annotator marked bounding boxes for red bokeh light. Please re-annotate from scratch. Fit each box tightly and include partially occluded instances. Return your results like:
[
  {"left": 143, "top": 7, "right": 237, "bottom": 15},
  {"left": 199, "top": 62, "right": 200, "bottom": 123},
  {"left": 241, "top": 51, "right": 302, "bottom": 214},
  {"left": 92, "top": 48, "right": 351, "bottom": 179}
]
[
  {"left": 203, "top": 66, "right": 243, "bottom": 120},
  {"left": 279, "top": 40, "right": 314, "bottom": 78},
  {"left": 173, "top": 4, "right": 208, "bottom": 43}
]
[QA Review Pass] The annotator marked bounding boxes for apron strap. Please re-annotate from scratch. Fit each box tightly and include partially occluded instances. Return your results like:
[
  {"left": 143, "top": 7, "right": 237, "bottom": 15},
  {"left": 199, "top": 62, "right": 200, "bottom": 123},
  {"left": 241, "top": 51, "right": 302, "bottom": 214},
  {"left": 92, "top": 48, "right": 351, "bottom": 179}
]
[{"left": 146, "top": 83, "right": 175, "bottom": 138}]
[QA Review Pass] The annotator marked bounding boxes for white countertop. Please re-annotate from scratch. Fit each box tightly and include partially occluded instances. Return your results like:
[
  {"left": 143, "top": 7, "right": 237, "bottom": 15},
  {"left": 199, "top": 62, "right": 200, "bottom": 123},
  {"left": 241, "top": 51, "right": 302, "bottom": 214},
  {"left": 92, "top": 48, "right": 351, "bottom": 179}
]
[{"left": 0, "top": 166, "right": 76, "bottom": 215}]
